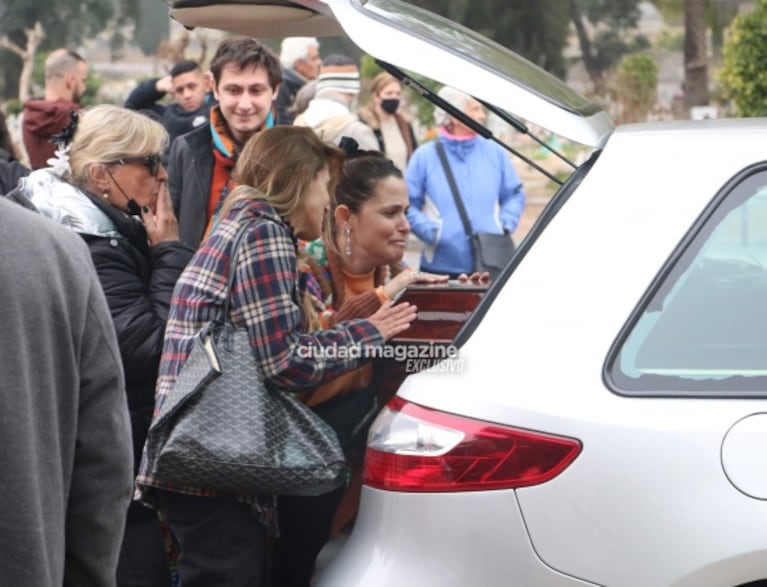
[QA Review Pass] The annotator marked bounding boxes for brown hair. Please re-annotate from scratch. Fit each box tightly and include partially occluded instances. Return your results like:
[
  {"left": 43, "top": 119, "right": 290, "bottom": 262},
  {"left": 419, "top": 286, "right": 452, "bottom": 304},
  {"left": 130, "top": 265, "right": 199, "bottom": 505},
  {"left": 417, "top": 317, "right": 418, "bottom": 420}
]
[
  {"left": 323, "top": 150, "right": 402, "bottom": 251},
  {"left": 369, "top": 71, "right": 399, "bottom": 97},
  {"left": 224, "top": 126, "right": 344, "bottom": 223},
  {"left": 210, "top": 37, "right": 282, "bottom": 91}
]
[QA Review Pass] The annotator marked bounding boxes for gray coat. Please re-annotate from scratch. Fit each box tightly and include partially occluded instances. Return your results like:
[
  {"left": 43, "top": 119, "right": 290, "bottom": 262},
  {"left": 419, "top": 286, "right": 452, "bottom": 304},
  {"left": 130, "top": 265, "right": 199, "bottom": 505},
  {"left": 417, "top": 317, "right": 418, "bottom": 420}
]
[
  {"left": 0, "top": 197, "right": 133, "bottom": 586},
  {"left": 167, "top": 124, "right": 214, "bottom": 249}
]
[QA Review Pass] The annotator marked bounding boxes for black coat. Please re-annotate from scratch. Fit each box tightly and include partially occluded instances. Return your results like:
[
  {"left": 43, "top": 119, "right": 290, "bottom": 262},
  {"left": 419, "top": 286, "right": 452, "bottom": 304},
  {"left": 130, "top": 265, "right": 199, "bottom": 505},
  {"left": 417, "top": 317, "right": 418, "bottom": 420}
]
[
  {"left": 0, "top": 148, "right": 30, "bottom": 195},
  {"left": 167, "top": 123, "right": 215, "bottom": 248},
  {"left": 81, "top": 195, "right": 194, "bottom": 479}
]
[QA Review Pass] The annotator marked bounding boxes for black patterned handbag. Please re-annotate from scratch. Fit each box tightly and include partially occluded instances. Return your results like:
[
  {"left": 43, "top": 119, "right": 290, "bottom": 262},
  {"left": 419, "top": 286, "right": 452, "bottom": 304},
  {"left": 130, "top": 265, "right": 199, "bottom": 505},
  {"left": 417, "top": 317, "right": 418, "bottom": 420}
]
[{"left": 145, "top": 218, "right": 347, "bottom": 496}]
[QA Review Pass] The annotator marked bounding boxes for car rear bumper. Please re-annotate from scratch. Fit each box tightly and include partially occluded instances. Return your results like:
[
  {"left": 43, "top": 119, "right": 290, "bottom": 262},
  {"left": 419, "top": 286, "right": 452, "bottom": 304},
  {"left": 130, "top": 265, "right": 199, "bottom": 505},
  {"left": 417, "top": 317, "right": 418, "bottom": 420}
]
[{"left": 315, "top": 486, "right": 601, "bottom": 587}]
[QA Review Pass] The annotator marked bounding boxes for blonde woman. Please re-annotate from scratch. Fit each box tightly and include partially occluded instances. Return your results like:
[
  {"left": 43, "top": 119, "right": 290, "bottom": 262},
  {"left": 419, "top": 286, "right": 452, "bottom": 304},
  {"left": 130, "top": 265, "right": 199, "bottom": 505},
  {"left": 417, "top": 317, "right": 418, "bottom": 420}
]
[
  {"left": 358, "top": 71, "right": 418, "bottom": 173},
  {"left": 8, "top": 104, "right": 191, "bottom": 587}
]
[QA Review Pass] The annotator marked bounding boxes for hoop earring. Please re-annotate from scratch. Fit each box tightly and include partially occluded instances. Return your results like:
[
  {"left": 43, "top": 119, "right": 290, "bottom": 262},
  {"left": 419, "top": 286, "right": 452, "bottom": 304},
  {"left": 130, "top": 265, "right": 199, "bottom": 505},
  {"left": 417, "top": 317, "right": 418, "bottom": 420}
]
[{"left": 344, "top": 225, "right": 352, "bottom": 256}]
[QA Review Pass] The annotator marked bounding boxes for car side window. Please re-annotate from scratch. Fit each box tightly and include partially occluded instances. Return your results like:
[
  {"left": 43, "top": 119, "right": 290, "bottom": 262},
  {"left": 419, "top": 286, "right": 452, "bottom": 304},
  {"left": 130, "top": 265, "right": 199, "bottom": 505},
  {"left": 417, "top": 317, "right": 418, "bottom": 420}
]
[{"left": 608, "top": 168, "right": 767, "bottom": 396}]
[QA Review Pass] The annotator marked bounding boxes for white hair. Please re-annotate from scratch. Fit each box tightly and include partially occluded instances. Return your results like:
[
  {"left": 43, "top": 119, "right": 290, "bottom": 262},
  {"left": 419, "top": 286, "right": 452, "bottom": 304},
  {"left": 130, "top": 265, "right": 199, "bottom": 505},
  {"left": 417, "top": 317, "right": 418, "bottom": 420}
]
[
  {"left": 434, "top": 85, "right": 472, "bottom": 127},
  {"left": 279, "top": 37, "right": 320, "bottom": 69}
]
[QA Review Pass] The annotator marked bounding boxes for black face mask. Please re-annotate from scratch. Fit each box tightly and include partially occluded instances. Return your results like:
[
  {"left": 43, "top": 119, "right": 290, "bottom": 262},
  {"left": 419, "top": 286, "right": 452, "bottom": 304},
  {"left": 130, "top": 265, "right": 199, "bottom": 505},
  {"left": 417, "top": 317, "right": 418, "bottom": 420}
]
[{"left": 380, "top": 98, "right": 400, "bottom": 115}]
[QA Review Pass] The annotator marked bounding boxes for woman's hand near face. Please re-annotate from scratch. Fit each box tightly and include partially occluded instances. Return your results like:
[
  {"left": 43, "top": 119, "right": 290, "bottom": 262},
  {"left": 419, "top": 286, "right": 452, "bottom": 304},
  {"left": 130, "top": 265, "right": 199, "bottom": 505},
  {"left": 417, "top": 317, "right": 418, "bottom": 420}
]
[
  {"left": 367, "top": 301, "right": 418, "bottom": 341},
  {"left": 143, "top": 181, "right": 180, "bottom": 246},
  {"left": 382, "top": 270, "right": 449, "bottom": 301}
]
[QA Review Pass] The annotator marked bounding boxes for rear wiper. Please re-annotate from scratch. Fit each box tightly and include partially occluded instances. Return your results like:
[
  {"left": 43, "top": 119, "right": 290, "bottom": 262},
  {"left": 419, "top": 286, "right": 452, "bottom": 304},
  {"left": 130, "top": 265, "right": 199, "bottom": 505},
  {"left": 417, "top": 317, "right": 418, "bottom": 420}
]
[{"left": 375, "top": 59, "right": 571, "bottom": 185}]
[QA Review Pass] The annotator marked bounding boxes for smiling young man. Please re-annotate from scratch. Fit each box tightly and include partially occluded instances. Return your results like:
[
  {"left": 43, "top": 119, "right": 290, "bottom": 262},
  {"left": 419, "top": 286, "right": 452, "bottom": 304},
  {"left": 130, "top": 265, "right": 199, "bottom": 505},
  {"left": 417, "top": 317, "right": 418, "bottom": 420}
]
[
  {"left": 166, "top": 38, "right": 282, "bottom": 248},
  {"left": 125, "top": 60, "right": 215, "bottom": 149}
]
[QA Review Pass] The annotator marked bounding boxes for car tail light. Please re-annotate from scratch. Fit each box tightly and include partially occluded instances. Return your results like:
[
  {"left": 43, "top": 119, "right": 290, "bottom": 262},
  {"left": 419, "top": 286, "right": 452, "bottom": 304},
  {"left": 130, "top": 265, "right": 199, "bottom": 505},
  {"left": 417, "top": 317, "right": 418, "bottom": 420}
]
[{"left": 363, "top": 397, "right": 582, "bottom": 492}]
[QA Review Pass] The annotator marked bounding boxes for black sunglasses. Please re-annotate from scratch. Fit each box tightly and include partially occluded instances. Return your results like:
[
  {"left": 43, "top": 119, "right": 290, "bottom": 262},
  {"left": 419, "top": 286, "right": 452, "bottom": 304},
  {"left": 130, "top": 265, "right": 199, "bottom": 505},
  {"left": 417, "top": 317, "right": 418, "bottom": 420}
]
[{"left": 107, "top": 154, "right": 163, "bottom": 177}]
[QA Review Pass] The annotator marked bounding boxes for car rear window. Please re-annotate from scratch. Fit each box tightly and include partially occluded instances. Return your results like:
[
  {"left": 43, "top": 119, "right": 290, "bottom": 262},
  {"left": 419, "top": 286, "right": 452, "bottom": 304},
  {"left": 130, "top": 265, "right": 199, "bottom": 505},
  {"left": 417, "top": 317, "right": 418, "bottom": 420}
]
[{"left": 607, "top": 166, "right": 767, "bottom": 397}]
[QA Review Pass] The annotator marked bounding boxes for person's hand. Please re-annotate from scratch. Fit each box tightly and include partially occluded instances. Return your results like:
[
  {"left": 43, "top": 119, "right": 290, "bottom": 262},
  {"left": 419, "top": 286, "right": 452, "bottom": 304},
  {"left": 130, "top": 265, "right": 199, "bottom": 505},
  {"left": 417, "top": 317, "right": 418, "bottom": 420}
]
[
  {"left": 382, "top": 270, "right": 450, "bottom": 301},
  {"left": 367, "top": 301, "right": 418, "bottom": 341},
  {"left": 457, "top": 271, "right": 491, "bottom": 284},
  {"left": 156, "top": 75, "right": 173, "bottom": 94},
  {"left": 143, "top": 181, "right": 180, "bottom": 246}
]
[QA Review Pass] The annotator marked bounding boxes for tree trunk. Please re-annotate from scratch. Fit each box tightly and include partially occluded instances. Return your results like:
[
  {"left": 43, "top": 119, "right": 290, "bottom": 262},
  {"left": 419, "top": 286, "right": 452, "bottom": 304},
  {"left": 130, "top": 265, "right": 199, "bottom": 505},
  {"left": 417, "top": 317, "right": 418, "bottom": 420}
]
[
  {"left": 0, "top": 21, "right": 45, "bottom": 103},
  {"left": 684, "top": 0, "right": 709, "bottom": 111},
  {"left": 570, "top": 0, "right": 605, "bottom": 94}
]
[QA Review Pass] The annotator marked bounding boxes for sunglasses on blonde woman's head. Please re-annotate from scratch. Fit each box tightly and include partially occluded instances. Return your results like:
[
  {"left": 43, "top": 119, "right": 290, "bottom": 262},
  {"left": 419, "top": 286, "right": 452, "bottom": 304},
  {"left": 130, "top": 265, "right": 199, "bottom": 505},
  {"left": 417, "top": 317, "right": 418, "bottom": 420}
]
[{"left": 106, "top": 154, "right": 163, "bottom": 177}]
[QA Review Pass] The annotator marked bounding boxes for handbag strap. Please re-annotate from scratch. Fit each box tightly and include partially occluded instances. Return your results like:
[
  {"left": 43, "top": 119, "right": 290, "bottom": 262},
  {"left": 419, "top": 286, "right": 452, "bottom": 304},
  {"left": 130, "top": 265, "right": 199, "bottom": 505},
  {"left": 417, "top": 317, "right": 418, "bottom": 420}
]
[{"left": 435, "top": 140, "right": 473, "bottom": 237}]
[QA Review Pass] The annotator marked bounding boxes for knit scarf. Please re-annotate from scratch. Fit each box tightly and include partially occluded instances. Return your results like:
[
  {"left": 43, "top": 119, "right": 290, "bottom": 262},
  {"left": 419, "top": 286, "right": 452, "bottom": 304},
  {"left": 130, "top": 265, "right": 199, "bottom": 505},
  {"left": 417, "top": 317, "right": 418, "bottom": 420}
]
[{"left": 203, "top": 106, "right": 278, "bottom": 242}]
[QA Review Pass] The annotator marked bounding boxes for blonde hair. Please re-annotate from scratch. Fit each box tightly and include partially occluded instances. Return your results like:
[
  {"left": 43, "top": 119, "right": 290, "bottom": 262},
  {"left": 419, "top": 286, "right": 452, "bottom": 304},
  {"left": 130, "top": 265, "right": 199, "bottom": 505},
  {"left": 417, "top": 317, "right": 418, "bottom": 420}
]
[
  {"left": 370, "top": 71, "right": 399, "bottom": 98},
  {"left": 68, "top": 105, "right": 168, "bottom": 186},
  {"left": 225, "top": 126, "right": 344, "bottom": 223}
]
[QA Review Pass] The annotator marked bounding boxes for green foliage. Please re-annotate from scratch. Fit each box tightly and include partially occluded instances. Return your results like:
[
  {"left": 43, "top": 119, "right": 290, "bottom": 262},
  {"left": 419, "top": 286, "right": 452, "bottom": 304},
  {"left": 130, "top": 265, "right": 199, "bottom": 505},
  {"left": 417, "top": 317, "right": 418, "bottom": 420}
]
[
  {"left": 134, "top": 0, "right": 170, "bottom": 56},
  {"left": 79, "top": 73, "right": 103, "bottom": 107},
  {"left": 4, "top": 99, "right": 23, "bottom": 116},
  {"left": 612, "top": 53, "right": 658, "bottom": 122},
  {"left": 719, "top": 0, "right": 767, "bottom": 116},
  {"left": 655, "top": 29, "right": 684, "bottom": 51}
]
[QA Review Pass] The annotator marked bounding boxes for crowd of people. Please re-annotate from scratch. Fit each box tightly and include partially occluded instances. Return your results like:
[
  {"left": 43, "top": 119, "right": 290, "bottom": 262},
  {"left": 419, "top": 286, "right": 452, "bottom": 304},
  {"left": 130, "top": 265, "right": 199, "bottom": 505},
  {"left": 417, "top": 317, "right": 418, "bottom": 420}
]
[{"left": 0, "top": 34, "right": 525, "bottom": 587}]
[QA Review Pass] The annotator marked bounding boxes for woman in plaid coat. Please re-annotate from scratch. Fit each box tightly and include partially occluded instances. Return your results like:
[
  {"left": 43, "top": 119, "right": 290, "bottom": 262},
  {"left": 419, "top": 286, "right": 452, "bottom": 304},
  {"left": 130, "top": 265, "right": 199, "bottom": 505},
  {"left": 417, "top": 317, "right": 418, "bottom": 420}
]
[{"left": 137, "top": 126, "right": 417, "bottom": 586}]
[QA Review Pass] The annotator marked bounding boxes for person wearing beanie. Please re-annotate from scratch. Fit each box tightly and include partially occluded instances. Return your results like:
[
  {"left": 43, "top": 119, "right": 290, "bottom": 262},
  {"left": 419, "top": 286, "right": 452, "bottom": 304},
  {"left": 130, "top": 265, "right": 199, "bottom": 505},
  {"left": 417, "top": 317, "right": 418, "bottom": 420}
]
[
  {"left": 293, "top": 55, "right": 378, "bottom": 151},
  {"left": 406, "top": 85, "right": 527, "bottom": 277}
]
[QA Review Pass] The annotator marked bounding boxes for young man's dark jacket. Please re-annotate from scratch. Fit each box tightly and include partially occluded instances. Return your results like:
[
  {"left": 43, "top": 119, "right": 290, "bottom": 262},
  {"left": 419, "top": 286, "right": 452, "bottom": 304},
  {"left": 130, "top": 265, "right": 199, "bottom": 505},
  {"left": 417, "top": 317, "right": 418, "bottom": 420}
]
[{"left": 167, "top": 123, "right": 215, "bottom": 248}]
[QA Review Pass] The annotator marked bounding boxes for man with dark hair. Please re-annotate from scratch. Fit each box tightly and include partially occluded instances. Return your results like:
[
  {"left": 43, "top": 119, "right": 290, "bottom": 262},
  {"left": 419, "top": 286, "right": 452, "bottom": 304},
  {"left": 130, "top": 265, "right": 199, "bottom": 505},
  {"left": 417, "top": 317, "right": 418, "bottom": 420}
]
[
  {"left": 125, "top": 59, "right": 215, "bottom": 147},
  {"left": 22, "top": 48, "right": 88, "bottom": 169},
  {"left": 0, "top": 196, "right": 133, "bottom": 586},
  {"left": 167, "top": 37, "right": 282, "bottom": 248}
]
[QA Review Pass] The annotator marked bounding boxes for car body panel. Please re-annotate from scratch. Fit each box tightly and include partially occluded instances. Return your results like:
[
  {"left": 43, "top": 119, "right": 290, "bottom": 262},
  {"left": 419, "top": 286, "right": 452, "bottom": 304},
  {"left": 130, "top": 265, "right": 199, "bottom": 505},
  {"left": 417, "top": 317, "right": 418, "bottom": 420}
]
[
  {"left": 167, "top": 0, "right": 614, "bottom": 148},
  {"left": 317, "top": 488, "right": 601, "bottom": 587},
  {"left": 382, "top": 119, "right": 767, "bottom": 586}
]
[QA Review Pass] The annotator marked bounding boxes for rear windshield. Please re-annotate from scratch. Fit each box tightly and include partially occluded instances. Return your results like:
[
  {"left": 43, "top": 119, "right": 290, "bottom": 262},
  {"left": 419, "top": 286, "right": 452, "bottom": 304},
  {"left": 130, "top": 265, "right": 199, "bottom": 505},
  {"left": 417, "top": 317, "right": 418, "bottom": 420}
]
[{"left": 360, "top": 0, "right": 602, "bottom": 117}]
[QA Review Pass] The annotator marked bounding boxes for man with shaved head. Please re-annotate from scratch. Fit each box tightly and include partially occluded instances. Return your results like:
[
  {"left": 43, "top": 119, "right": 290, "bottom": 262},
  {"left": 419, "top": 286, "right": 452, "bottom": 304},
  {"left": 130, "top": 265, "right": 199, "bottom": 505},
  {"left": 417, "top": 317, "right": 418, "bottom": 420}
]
[{"left": 22, "top": 48, "right": 88, "bottom": 169}]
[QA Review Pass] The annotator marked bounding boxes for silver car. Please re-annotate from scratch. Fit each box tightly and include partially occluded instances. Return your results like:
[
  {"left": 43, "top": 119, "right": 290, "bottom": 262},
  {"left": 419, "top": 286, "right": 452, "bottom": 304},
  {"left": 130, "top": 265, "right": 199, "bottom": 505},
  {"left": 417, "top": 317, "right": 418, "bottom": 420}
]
[{"left": 169, "top": 1, "right": 767, "bottom": 585}]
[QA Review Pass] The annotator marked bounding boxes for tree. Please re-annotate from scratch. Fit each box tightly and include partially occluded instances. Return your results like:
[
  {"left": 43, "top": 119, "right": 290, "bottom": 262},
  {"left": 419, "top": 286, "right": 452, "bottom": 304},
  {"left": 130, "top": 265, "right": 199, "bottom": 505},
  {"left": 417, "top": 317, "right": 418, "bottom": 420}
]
[
  {"left": 610, "top": 52, "right": 658, "bottom": 122},
  {"left": 0, "top": 21, "right": 44, "bottom": 102},
  {"left": 134, "top": 0, "right": 170, "bottom": 57},
  {"left": 719, "top": 0, "right": 767, "bottom": 116},
  {"left": 0, "top": 0, "right": 139, "bottom": 99},
  {"left": 684, "top": 0, "right": 709, "bottom": 109},
  {"left": 570, "top": 0, "right": 648, "bottom": 94}
]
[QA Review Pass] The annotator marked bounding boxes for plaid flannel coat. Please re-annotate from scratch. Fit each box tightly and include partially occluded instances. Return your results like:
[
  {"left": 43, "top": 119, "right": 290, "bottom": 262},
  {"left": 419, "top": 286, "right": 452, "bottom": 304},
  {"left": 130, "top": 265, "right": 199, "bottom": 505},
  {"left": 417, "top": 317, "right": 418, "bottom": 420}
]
[{"left": 136, "top": 198, "right": 383, "bottom": 505}]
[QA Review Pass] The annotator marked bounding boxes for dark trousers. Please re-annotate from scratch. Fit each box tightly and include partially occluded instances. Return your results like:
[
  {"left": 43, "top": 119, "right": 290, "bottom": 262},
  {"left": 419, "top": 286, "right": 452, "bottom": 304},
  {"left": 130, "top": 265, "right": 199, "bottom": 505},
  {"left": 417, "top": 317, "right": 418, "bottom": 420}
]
[
  {"left": 157, "top": 490, "right": 269, "bottom": 587},
  {"left": 117, "top": 503, "right": 173, "bottom": 587},
  {"left": 271, "top": 486, "right": 345, "bottom": 587}
]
